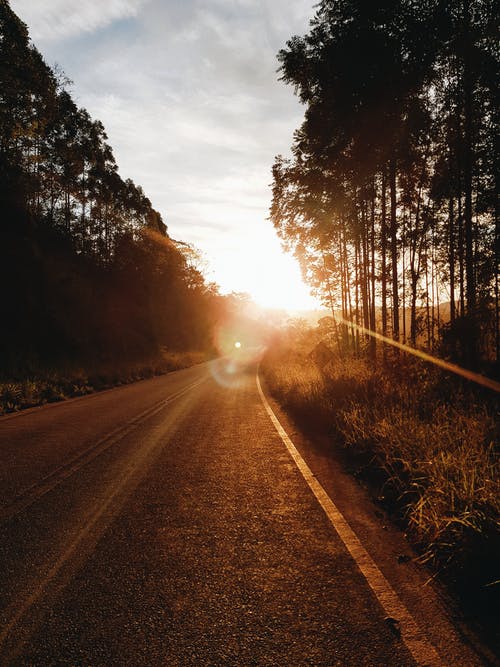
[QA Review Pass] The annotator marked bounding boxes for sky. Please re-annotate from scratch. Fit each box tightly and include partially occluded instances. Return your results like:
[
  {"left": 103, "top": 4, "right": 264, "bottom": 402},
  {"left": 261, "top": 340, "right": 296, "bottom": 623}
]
[{"left": 10, "top": 0, "right": 321, "bottom": 311}]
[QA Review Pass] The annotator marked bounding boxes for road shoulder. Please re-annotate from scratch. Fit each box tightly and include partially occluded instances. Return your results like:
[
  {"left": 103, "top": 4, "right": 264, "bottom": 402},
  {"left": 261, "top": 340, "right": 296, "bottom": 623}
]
[{"left": 258, "top": 372, "right": 494, "bottom": 667}]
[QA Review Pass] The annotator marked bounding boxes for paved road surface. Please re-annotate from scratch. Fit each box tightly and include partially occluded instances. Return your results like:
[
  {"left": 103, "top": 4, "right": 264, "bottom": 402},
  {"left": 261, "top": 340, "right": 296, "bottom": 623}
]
[{"left": 0, "top": 360, "right": 486, "bottom": 665}]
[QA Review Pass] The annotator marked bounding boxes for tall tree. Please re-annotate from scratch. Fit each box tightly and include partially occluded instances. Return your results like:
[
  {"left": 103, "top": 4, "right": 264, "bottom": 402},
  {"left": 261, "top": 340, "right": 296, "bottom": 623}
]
[{"left": 270, "top": 0, "right": 498, "bottom": 364}]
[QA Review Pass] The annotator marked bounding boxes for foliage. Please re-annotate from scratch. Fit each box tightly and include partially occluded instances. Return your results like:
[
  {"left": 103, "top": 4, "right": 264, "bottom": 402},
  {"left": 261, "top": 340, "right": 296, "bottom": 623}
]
[
  {"left": 262, "top": 339, "right": 499, "bottom": 589},
  {"left": 0, "top": 350, "right": 208, "bottom": 415},
  {"left": 0, "top": 1, "right": 227, "bottom": 374},
  {"left": 271, "top": 0, "right": 499, "bottom": 366}
]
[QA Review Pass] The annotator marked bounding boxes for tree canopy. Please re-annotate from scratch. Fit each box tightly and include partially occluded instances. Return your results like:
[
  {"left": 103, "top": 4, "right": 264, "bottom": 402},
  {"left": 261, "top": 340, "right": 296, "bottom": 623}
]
[
  {"left": 271, "top": 0, "right": 498, "bottom": 367},
  {"left": 0, "top": 0, "right": 226, "bottom": 371}
]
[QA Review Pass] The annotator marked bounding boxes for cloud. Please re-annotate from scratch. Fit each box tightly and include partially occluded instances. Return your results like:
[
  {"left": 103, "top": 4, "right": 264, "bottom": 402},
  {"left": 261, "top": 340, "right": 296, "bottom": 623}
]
[
  {"left": 64, "top": 1, "right": 315, "bottom": 262},
  {"left": 9, "top": 0, "right": 318, "bottom": 303},
  {"left": 9, "top": 0, "right": 149, "bottom": 42}
]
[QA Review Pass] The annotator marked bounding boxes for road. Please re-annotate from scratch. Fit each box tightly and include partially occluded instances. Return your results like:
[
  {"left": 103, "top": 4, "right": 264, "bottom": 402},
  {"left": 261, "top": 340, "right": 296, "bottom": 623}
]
[{"left": 0, "top": 359, "right": 486, "bottom": 666}]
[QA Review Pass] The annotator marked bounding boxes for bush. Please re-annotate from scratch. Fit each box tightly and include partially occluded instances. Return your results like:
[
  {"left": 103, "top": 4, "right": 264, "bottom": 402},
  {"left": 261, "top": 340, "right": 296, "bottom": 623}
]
[
  {"left": 0, "top": 349, "right": 208, "bottom": 415},
  {"left": 262, "top": 344, "right": 499, "bottom": 585}
]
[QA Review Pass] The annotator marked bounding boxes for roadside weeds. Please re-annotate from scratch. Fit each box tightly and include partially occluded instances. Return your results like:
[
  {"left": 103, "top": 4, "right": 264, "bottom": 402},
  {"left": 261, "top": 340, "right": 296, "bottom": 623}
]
[
  {"left": 0, "top": 350, "right": 208, "bottom": 415},
  {"left": 261, "top": 344, "right": 499, "bottom": 656}
]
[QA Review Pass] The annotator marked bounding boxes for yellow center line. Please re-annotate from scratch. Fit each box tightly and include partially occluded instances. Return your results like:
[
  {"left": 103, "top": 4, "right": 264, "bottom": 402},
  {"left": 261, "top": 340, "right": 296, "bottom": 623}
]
[
  {"left": 0, "top": 376, "right": 207, "bottom": 662},
  {"left": 0, "top": 378, "right": 206, "bottom": 524}
]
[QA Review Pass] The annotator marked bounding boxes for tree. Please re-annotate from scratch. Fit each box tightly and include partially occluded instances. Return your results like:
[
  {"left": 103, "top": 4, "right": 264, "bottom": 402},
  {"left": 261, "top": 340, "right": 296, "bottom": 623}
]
[
  {"left": 270, "top": 0, "right": 498, "bottom": 365},
  {"left": 0, "top": 0, "right": 223, "bottom": 371}
]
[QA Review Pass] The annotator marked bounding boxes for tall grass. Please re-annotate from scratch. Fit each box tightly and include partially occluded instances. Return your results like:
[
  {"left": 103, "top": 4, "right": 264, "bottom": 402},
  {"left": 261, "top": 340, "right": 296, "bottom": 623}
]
[
  {"left": 262, "top": 344, "right": 499, "bottom": 585},
  {"left": 0, "top": 349, "right": 208, "bottom": 415}
]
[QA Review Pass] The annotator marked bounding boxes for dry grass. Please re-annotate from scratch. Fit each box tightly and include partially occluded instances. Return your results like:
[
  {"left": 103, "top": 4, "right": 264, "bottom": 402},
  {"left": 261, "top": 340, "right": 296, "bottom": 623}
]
[
  {"left": 262, "top": 344, "right": 499, "bottom": 584},
  {"left": 0, "top": 349, "right": 208, "bottom": 415}
]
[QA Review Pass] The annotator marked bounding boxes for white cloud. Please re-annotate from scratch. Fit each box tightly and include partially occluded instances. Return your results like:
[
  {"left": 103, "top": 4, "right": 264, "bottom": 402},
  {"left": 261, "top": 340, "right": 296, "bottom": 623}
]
[
  {"left": 9, "top": 0, "right": 149, "bottom": 42},
  {"left": 8, "top": 0, "right": 319, "bottom": 307}
]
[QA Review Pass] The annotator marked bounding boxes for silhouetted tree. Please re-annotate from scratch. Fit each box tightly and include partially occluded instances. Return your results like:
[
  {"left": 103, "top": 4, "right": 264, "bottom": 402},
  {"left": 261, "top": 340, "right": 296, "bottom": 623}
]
[
  {"left": 271, "top": 0, "right": 498, "bottom": 366},
  {"left": 0, "top": 0, "right": 222, "bottom": 372}
]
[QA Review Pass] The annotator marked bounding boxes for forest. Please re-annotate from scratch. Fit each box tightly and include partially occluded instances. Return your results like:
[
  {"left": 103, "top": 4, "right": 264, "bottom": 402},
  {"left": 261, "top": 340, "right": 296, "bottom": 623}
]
[
  {"left": 270, "top": 0, "right": 498, "bottom": 369},
  {"left": 264, "top": 0, "right": 499, "bottom": 648},
  {"left": 0, "top": 0, "right": 228, "bottom": 402}
]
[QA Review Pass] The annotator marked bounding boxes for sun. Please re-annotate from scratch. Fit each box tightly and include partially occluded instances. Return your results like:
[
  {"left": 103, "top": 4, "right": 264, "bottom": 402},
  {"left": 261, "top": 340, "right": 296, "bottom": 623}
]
[
  {"left": 241, "top": 247, "right": 320, "bottom": 311},
  {"left": 234, "top": 341, "right": 242, "bottom": 349},
  {"left": 215, "top": 229, "right": 321, "bottom": 312},
  {"left": 247, "top": 253, "right": 318, "bottom": 310}
]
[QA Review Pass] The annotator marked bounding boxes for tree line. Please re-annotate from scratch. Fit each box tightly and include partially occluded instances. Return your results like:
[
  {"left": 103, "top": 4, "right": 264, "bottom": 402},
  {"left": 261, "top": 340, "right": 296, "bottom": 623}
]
[
  {"left": 0, "top": 0, "right": 225, "bottom": 372},
  {"left": 271, "top": 0, "right": 498, "bottom": 367}
]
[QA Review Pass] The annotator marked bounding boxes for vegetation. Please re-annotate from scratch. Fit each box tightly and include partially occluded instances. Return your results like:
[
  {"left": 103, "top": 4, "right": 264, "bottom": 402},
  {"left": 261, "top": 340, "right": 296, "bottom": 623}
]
[
  {"left": 262, "top": 324, "right": 499, "bottom": 644},
  {"left": 271, "top": 0, "right": 498, "bottom": 368},
  {"left": 0, "top": 0, "right": 226, "bottom": 383},
  {"left": 0, "top": 350, "right": 208, "bottom": 415},
  {"left": 269, "top": 2, "right": 498, "bottom": 642}
]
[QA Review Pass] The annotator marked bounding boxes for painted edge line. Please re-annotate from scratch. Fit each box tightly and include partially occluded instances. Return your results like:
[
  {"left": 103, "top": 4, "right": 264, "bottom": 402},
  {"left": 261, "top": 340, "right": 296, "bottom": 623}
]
[{"left": 256, "top": 372, "right": 443, "bottom": 667}]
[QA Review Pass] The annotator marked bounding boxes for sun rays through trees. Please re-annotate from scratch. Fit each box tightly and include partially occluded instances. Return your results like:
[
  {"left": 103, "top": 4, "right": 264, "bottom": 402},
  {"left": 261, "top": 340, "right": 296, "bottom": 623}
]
[
  {"left": 0, "top": 0, "right": 228, "bottom": 375},
  {"left": 270, "top": 0, "right": 498, "bottom": 369}
]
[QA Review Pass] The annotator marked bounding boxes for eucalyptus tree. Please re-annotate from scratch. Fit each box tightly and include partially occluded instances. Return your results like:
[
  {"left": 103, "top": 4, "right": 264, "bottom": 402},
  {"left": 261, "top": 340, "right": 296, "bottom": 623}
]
[
  {"left": 0, "top": 0, "right": 57, "bottom": 223},
  {"left": 271, "top": 0, "right": 498, "bottom": 362},
  {"left": 273, "top": 1, "right": 438, "bottom": 348},
  {"left": 426, "top": 0, "right": 499, "bottom": 361},
  {"left": 0, "top": 0, "right": 224, "bottom": 369}
]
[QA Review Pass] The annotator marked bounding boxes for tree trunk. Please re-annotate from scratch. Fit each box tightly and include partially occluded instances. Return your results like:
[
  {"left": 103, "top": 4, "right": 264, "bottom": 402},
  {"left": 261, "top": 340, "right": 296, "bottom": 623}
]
[
  {"left": 462, "top": 0, "right": 477, "bottom": 363},
  {"left": 449, "top": 195, "right": 456, "bottom": 322},
  {"left": 381, "top": 168, "right": 388, "bottom": 357},
  {"left": 389, "top": 156, "right": 399, "bottom": 341},
  {"left": 370, "top": 180, "right": 376, "bottom": 358}
]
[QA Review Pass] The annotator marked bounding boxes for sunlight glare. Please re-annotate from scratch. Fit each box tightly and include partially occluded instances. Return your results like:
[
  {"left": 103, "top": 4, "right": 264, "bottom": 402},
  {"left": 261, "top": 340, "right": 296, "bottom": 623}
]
[{"left": 214, "top": 228, "right": 321, "bottom": 312}]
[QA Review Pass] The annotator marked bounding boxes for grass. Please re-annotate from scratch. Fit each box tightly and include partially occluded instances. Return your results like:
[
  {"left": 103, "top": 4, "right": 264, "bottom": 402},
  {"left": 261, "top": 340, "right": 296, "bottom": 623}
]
[
  {"left": 262, "top": 340, "right": 499, "bottom": 637},
  {"left": 0, "top": 349, "right": 208, "bottom": 415}
]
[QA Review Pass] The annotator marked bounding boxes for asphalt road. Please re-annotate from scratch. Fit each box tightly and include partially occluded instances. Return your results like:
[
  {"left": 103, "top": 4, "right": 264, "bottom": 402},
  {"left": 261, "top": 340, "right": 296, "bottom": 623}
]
[{"left": 0, "top": 360, "right": 486, "bottom": 666}]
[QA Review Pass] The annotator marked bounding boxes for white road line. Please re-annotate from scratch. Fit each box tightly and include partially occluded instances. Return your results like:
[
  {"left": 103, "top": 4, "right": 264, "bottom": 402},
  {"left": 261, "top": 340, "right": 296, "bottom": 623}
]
[{"left": 257, "top": 373, "right": 443, "bottom": 667}]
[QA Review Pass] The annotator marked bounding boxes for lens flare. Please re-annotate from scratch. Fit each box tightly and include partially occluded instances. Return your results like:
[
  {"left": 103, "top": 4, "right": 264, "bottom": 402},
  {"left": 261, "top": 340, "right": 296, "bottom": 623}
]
[
  {"left": 209, "top": 323, "right": 266, "bottom": 388},
  {"left": 209, "top": 357, "right": 245, "bottom": 389},
  {"left": 333, "top": 315, "right": 500, "bottom": 393}
]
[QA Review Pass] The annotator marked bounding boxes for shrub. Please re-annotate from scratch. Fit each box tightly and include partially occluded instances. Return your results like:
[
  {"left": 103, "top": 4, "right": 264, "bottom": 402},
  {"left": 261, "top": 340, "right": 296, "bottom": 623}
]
[{"left": 262, "top": 344, "right": 499, "bottom": 584}]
